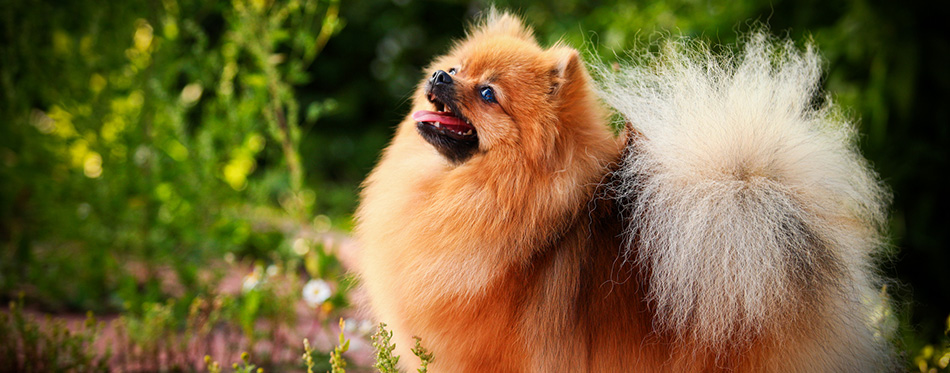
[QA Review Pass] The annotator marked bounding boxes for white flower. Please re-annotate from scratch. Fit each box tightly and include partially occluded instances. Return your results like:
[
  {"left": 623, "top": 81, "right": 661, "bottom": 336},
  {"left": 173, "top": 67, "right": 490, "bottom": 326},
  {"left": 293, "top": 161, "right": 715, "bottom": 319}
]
[{"left": 302, "top": 279, "right": 332, "bottom": 308}]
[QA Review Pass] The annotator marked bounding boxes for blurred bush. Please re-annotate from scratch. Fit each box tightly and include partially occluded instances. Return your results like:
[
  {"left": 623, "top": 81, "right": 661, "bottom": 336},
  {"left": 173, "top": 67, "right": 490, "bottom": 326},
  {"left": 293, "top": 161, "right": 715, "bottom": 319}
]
[{"left": 0, "top": 0, "right": 344, "bottom": 313}]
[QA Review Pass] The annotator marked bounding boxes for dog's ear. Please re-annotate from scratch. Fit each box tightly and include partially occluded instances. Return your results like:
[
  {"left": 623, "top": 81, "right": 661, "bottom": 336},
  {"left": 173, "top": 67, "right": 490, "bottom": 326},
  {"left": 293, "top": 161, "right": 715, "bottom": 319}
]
[{"left": 547, "top": 46, "right": 586, "bottom": 98}]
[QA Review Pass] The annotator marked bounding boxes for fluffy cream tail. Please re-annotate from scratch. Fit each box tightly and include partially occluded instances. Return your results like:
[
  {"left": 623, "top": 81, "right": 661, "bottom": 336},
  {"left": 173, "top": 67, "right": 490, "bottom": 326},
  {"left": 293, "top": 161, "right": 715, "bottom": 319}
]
[{"left": 594, "top": 34, "right": 892, "bottom": 363}]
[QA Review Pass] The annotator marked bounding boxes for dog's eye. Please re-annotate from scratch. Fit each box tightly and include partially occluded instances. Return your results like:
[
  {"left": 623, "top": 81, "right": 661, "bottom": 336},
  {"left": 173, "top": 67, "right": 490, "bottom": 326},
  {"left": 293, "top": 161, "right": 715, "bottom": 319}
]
[
  {"left": 448, "top": 68, "right": 457, "bottom": 75},
  {"left": 480, "top": 87, "right": 497, "bottom": 103}
]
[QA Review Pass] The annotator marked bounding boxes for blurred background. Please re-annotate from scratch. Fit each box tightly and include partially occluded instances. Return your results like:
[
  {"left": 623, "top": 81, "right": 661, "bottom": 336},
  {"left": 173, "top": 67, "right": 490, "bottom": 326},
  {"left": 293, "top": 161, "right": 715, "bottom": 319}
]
[{"left": 1, "top": 0, "right": 947, "bottom": 371}]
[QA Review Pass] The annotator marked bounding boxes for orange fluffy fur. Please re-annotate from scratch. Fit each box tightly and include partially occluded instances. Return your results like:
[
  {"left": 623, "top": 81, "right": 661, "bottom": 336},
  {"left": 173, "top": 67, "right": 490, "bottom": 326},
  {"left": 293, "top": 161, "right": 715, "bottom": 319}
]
[{"left": 356, "top": 11, "right": 893, "bottom": 372}]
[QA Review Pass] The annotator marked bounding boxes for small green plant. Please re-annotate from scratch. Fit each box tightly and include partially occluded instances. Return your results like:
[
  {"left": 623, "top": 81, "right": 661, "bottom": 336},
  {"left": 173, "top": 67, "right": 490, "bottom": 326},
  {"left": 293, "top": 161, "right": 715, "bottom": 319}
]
[
  {"left": 233, "top": 352, "right": 263, "bottom": 373},
  {"left": 205, "top": 355, "right": 222, "bottom": 373},
  {"left": 372, "top": 323, "right": 400, "bottom": 373},
  {"left": 411, "top": 336, "right": 434, "bottom": 373},
  {"left": 205, "top": 351, "right": 262, "bottom": 373},
  {"left": 302, "top": 338, "right": 316, "bottom": 373},
  {"left": 367, "top": 323, "right": 435, "bottom": 372},
  {"left": 329, "top": 318, "right": 350, "bottom": 372}
]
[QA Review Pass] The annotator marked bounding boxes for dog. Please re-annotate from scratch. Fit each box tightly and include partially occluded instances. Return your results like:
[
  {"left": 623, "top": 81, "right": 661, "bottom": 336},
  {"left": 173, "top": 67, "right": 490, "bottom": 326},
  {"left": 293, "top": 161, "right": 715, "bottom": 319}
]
[{"left": 355, "top": 10, "right": 895, "bottom": 371}]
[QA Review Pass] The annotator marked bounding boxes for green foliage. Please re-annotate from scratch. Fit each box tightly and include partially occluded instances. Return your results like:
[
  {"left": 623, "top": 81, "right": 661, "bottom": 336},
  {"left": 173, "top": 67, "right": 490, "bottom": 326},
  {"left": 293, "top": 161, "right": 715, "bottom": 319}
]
[
  {"left": 119, "top": 300, "right": 177, "bottom": 361},
  {"left": 329, "top": 319, "right": 351, "bottom": 373},
  {"left": 204, "top": 351, "right": 264, "bottom": 373},
  {"left": 912, "top": 314, "right": 950, "bottom": 372},
  {"left": 302, "top": 338, "right": 317, "bottom": 373},
  {"left": 0, "top": 297, "right": 110, "bottom": 372},
  {"left": 205, "top": 355, "right": 223, "bottom": 373},
  {"left": 915, "top": 343, "right": 950, "bottom": 373},
  {"left": 0, "top": 0, "right": 345, "bottom": 315},
  {"left": 367, "top": 323, "right": 434, "bottom": 373},
  {"left": 302, "top": 241, "right": 355, "bottom": 312},
  {"left": 411, "top": 336, "right": 434, "bottom": 373},
  {"left": 372, "top": 322, "right": 399, "bottom": 373},
  {"left": 3, "top": 297, "right": 434, "bottom": 373},
  {"left": 235, "top": 264, "right": 300, "bottom": 345},
  {"left": 233, "top": 352, "right": 263, "bottom": 373},
  {"left": 110, "top": 266, "right": 312, "bottom": 370}
]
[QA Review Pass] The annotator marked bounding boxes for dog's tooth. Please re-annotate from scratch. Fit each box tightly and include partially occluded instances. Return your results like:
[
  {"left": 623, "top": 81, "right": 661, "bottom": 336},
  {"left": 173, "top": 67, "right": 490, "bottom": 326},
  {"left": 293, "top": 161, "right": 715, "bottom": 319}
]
[{"left": 464, "top": 130, "right": 472, "bottom": 136}]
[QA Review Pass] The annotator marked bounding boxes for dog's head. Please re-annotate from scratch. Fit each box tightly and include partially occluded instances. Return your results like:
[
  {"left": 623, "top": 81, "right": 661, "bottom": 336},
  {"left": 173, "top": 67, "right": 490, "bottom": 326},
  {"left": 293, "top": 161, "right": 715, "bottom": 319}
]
[{"left": 411, "top": 11, "right": 595, "bottom": 165}]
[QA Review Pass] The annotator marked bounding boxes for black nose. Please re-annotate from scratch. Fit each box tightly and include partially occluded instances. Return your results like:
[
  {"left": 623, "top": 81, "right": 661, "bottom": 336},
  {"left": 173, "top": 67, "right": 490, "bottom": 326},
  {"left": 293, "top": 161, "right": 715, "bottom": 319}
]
[{"left": 430, "top": 70, "right": 453, "bottom": 86}]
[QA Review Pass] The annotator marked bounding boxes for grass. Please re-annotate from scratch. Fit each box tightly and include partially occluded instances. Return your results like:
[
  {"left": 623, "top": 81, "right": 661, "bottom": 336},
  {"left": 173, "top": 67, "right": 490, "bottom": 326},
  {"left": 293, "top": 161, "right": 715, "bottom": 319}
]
[
  {"left": 2, "top": 285, "right": 437, "bottom": 372},
  {"left": 0, "top": 296, "right": 109, "bottom": 372}
]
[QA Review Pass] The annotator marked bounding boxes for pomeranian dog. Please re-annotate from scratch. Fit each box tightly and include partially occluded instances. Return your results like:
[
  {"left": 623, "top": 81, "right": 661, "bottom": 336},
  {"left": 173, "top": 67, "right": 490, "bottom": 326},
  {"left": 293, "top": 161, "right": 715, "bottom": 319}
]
[{"left": 356, "top": 10, "right": 894, "bottom": 372}]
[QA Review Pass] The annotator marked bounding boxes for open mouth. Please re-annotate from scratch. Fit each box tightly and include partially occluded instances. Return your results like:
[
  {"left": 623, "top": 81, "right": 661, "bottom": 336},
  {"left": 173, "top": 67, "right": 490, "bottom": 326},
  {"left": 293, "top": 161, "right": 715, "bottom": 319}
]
[{"left": 412, "top": 94, "right": 477, "bottom": 141}]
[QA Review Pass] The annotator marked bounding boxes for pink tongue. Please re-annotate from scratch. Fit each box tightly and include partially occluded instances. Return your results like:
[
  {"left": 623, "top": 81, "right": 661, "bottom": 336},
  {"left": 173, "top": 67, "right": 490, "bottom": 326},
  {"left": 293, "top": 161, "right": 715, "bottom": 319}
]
[{"left": 412, "top": 110, "right": 467, "bottom": 127}]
